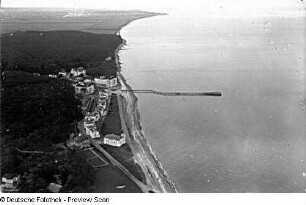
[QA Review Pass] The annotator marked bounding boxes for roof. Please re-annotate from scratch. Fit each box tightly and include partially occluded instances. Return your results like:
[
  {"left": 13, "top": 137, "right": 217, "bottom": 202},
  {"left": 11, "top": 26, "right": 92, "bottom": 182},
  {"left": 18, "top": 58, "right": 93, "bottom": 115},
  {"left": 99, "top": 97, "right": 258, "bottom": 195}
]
[
  {"left": 76, "top": 82, "right": 94, "bottom": 88},
  {"left": 95, "top": 76, "right": 106, "bottom": 79},
  {"left": 75, "top": 83, "right": 86, "bottom": 87},
  {"left": 84, "top": 118, "right": 95, "bottom": 124},
  {"left": 48, "top": 183, "right": 62, "bottom": 193},
  {"left": 84, "top": 75, "right": 93, "bottom": 79},
  {"left": 88, "top": 112, "right": 99, "bottom": 117},
  {"left": 84, "top": 79, "right": 92, "bottom": 83},
  {"left": 99, "top": 93, "right": 108, "bottom": 97},
  {"left": 72, "top": 66, "right": 85, "bottom": 71},
  {"left": 92, "top": 111, "right": 100, "bottom": 116},
  {"left": 2, "top": 173, "right": 19, "bottom": 179},
  {"left": 105, "top": 134, "right": 123, "bottom": 141},
  {"left": 99, "top": 89, "right": 108, "bottom": 93},
  {"left": 86, "top": 125, "right": 98, "bottom": 132},
  {"left": 97, "top": 105, "right": 105, "bottom": 110}
]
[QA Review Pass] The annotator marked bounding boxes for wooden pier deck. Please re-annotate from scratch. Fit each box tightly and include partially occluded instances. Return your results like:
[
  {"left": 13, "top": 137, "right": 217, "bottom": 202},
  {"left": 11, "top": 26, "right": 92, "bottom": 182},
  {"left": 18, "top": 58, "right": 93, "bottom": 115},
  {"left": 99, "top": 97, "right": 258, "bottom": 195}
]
[{"left": 122, "top": 90, "right": 222, "bottom": 97}]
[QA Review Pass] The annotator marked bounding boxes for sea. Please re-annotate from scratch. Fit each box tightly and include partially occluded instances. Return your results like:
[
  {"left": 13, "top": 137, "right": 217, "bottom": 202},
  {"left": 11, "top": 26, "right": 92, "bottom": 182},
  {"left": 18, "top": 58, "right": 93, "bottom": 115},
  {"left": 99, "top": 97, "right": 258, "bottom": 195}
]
[{"left": 118, "top": 10, "right": 306, "bottom": 192}]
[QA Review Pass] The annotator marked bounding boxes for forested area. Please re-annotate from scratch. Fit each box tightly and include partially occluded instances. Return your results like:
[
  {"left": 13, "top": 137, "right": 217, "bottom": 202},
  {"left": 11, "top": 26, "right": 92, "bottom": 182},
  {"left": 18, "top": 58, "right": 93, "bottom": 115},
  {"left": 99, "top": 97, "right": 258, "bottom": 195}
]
[
  {"left": 0, "top": 30, "right": 123, "bottom": 192},
  {"left": 1, "top": 31, "right": 122, "bottom": 75},
  {"left": 0, "top": 70, "right": 96, "bottom": 192}
]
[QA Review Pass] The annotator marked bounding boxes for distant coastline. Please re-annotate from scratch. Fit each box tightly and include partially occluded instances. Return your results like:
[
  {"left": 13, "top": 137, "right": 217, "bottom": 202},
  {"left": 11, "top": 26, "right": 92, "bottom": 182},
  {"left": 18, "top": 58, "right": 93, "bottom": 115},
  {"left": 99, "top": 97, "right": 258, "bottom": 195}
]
[
  {"left": 115, "top": 13, "right": 178, "bottom": 192},
  {"left": 115, "top": 12, "right": 167, "bottom": 35}
]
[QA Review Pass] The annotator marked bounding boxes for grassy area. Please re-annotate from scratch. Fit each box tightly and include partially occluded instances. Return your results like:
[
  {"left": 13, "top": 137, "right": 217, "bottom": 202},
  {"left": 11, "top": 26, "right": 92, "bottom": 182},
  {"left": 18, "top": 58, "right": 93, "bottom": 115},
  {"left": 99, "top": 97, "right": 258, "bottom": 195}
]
[
  {"left": 81, "top": 148, "right": 142, "bottom": 192},
  {"left": 100, "top": 94, "right": 146, "bottom": 184},
  {"left": 100, "top": 94, "right": 122, "bottom": 136}
]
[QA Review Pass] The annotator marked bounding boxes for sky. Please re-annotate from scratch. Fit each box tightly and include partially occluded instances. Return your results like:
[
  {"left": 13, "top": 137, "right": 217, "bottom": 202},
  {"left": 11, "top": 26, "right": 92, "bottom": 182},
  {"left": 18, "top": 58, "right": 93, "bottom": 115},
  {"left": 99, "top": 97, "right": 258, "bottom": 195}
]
[{"left": 1, "top": 0, "right": 305, "bottom": 17}]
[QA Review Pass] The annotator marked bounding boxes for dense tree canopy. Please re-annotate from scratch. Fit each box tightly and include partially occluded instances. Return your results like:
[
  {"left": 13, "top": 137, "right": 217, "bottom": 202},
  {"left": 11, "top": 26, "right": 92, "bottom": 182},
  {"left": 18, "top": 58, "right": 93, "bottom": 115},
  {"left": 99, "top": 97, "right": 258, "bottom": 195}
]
[
  {"left": 0, "top": 30, "right": 123, "bottom": 192},
  {"left": 1, "top": 31, "right": 122, "bottom": 75},
  {"left": 1, "top": 71, "right": 94, "bottom": 192},
  {"left": 86, "top": 61, "right": 117, "bottom": 78}
]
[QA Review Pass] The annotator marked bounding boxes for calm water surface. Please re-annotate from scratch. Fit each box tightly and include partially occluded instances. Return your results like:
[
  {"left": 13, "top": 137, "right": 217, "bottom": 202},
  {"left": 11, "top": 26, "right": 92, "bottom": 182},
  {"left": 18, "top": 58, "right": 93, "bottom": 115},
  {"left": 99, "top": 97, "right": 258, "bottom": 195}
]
[{"left": 119, "top": 13, "right": 306, "bottom": 192}]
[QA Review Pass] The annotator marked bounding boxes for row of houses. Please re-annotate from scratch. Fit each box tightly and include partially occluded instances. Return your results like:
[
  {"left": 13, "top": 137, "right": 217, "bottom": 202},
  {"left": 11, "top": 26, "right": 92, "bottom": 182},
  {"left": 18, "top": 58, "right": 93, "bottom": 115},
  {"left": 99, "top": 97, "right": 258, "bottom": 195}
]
[
  {"left": 59, "top": 66, "right": 86, "bottom": 78},
  {"left": 83, "top": 89, "right": 110, "bottom": 140},
  {"left": 58, "top": 67, "right": 118, "bottom": 88},
  {"left": 1, "top": 172, "right": 63, "bottom": 192},
  {"left": 83, "top": 90, "right": 126, "bottom": 147},
  {"left": 73, "top": 80, "right": 95, "bottom": 95},
  {"left": 66, "top": 67, "right": 125, "bottom": 147},
  {"left": 94, "top": 76, "right": 118, "bottom": 88}
]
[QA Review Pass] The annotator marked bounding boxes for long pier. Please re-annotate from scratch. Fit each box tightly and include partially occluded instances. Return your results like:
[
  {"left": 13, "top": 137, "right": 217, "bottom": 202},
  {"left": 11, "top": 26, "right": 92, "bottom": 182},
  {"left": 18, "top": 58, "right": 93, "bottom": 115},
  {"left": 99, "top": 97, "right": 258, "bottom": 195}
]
[{"left": 122, "top": 89, "right": 222, "bottom": 97}]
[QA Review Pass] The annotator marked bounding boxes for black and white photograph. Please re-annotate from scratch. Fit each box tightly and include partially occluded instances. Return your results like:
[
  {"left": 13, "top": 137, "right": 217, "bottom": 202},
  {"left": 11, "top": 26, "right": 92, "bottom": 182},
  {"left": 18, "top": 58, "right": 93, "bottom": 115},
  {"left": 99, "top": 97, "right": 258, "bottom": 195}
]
[{"left": 0, "top": 0, "right": 305, "bottom": 204}]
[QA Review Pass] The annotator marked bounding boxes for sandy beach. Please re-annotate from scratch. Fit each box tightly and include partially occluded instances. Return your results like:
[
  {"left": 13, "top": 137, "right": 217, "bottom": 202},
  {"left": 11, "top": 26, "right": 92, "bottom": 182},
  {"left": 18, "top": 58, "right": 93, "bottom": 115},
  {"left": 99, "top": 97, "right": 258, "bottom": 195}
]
[
  {"left": 114, "top": 19, "right": 178, "bottom": 192},
  {"left": 116, "top": 73, "right": 178, "bottom": 193}
]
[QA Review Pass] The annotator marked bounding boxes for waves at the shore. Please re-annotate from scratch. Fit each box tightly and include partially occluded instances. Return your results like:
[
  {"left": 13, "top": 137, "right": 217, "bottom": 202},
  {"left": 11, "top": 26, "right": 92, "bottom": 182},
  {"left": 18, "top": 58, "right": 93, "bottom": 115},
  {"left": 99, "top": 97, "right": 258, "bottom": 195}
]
[
  {"left": 113, "top": 29, "right": 177, "bottom": 192},
  {"left": 118, "top": 72, "right": 178, "bottom": 192}
]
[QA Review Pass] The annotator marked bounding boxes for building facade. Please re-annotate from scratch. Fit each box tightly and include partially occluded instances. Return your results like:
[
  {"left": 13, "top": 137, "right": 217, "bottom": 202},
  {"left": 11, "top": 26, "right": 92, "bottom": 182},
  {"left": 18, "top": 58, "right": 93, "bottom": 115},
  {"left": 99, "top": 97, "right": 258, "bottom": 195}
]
[
  {"left": 1, "top": 174, "right": 20, "bottom": 189},
  {"left": 103, "top": 133, "right": 126, "bottom": 147},
  {"left": 74, "top": 82, "right": 94, "bottom": 95},
  {"left": 70, "top": 67, "right": 86, "bottom": 77},
  {"left": 94, "top": 76, "right": 118, "bottom": 88},
  {"left": 85, "top": 125, "right": 100, "bottom": 138}
]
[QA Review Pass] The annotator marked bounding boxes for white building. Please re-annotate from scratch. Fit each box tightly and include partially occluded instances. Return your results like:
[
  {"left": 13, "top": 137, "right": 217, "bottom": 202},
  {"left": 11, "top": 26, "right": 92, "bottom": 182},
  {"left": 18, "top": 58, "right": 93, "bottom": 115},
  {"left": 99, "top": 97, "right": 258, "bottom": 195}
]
[
  {"left": 74, "top": 82, "right": 94, "bottom": 95},
  {"left": 94, "top": 76, "right": 117, "bottom": 88},
  {"left": 86, "top": 111, "right": 100, "bottom": 122},
  {"left": 104, "top": 133, "right": 126, "bottom": 147},
  {"left": 48, "top": 183, "right": 62, "bottom": 193},
  {"left": 70, "top": 67, "right": 86, "bottom": 77},
  {"left": 109, "top": 77, "right": 117, "bottom": 87},
  {"left": 98, "top": 90, "right": 109, "bottom": 98},
  {"left": 97, "top": 105, "right": 107, "bottom": 116},
  {"left": 59, "top": 70, "right": 68, "bottom": 77},
  {"left": 94, "top": 77, "right": 108, "bottom": 86},
  {"left": 84, "top": 118, "right": 95, "bottom": 126},
  {"left": 84, "top": 79, "right": 92, "bottom": 83},
  {"left": 1, "top": 174, "right": 20, "bottom": 189},
  {"left": 105, "top": 56, "right": 112, "bottom": 61},
  {"left": 85, "top": 125, "right": 100, "bottom": 139}
]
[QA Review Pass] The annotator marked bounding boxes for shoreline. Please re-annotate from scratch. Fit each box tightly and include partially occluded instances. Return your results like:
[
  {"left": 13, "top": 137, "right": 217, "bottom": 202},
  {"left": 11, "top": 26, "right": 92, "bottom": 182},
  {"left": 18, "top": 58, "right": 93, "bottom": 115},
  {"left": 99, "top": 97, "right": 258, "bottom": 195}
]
[
  {"left": 118, "top": 74, "right": 178, "bottom": 192},
  {"left": 115, "top": 12, "right": 167, "bottom": 35},
  {"left": 114, "top": 15, "right": 178, "bottom": 193}
]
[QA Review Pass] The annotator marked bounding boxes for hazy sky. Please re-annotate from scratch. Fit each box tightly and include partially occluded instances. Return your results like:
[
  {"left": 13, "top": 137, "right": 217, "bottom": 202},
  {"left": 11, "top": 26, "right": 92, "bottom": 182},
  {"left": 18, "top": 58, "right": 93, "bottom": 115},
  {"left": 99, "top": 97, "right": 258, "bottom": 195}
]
[{"left": 1, "top": 0, "right": 305, "bottom": 16}]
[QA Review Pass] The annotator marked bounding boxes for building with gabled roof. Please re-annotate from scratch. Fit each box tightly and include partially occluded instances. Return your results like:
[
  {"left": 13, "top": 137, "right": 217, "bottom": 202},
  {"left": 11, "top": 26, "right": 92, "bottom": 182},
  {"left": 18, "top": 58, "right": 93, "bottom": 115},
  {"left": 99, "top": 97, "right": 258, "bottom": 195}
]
[
  {"left": 104, "top": 133, "right": 126, "bottom": 147},
  {"left": 74, "top": 81, "right": 94, "bottom": 95},
  {"left": 86, "top": 111, "right": 100, "bottom": 122},
  {"left": 84, "top": 117, "right": 95, "bottom": 126},
  {"left": 85, "top": 125, "right": 100, "bottom": 139}
]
